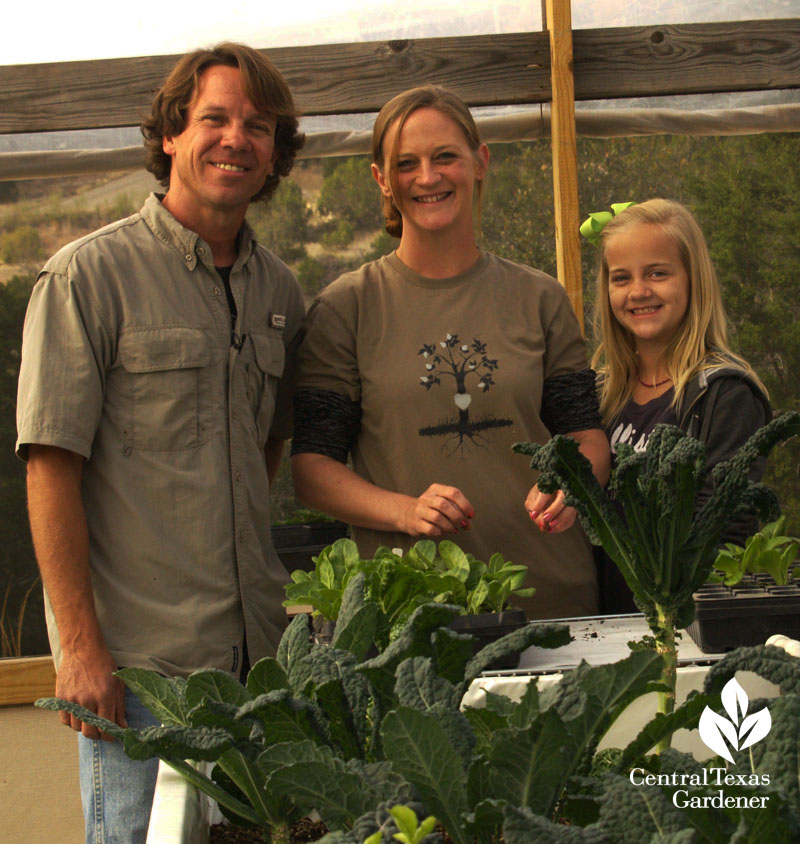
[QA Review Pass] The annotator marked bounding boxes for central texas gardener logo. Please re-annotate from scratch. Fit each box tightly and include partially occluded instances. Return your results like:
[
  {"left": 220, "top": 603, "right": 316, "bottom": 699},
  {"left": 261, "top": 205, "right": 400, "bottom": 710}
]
[
  {"left": 699, "top": 677, "right": 772, "bottom": 764},
  {"left": 417, "top": 333, "right": 512, "bottom": 457}
]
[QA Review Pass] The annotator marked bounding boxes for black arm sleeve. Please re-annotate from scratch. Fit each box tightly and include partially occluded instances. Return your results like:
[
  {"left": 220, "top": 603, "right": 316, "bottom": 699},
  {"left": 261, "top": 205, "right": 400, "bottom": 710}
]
[
  {"left": 540, "top": 368, "right": 603, "bottom": 434},
  {"left": 290, "top": 388, "right": 362, "bottom": 463}
]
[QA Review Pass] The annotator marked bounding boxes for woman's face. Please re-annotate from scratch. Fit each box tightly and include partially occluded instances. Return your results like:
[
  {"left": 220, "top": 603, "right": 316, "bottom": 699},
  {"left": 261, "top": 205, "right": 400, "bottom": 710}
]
[
  {"left": 605, "top": 222, "right": 690, "bottom": 352},
  {"left": 372, "top": 106, "right": 488, "bottom": 239}
]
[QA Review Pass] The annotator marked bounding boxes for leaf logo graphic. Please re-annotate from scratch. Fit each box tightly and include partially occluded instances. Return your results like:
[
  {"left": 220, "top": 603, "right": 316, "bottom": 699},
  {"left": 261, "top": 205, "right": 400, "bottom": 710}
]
[{"left": 698, "top": 678, "right": 772, "bottom": 764}]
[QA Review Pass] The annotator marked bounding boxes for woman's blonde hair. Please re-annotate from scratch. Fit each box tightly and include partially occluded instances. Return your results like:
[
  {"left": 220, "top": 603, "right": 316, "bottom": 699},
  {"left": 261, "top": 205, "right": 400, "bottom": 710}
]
[
  {"left": 591, "top": 198, "right": 766, "bottom": 424},
  {"left": 370, "top": 85, "right": 486, "bottom": 238}
]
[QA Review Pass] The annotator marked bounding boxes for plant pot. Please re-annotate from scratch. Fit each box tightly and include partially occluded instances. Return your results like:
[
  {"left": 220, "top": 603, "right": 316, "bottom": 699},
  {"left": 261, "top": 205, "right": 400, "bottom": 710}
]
[
  {"left": 312, "top": 617, "right": 337, "bottom": 647},
  {"left": 449, "top": 608, "right": 528, "bottom": 669},
  {"left": 271, "top": 522, "right": 349, "bottom": 574},
  {"left": 687, "top": 574, "right": 800, "bottom": 653}
]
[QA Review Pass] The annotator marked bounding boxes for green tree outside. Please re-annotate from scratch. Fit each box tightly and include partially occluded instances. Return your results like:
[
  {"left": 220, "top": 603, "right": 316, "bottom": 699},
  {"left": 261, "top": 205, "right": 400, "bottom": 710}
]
[
  {"left": 317, "top": 157, "right": 383, "bottom": 231},
  {"left": 0, "top": 225, "right": 47, "bottom": 265},
  {"left": 0, "top": 274, "right": 46, "bottom": 655},
  {"left": 247, "top": 179, "right": 310, "bottom": 262}
]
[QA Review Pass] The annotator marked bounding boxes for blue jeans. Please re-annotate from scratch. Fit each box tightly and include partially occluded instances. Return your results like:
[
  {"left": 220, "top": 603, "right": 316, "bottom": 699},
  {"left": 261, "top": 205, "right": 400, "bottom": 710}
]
[{"left": 78, "top": 688, "right": 160, "bottom": 844}]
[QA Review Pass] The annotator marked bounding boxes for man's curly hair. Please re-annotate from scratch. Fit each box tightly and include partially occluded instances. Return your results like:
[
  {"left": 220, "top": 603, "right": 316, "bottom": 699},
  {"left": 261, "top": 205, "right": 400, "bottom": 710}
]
[{"left": 141, "top": 42, "right": 304, "bottom": 203}]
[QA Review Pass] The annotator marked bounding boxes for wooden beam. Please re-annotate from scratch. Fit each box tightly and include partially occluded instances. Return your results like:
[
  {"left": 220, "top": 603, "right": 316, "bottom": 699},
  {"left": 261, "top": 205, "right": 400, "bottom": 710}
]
[
  {"left": 0, "top": 19, "right": 797, "bottom": 135},
  {"left": 572, "top": 19, "right": 800, "bottom": 101},
  {"left": 546, "top": 0, "right": 583, "bottom": 331},
  {"left": 0, "top": 656, "right": 56, "bottom": 706},
  {"left": 0, "top": 33, "right": 549, "bottom": 135}
]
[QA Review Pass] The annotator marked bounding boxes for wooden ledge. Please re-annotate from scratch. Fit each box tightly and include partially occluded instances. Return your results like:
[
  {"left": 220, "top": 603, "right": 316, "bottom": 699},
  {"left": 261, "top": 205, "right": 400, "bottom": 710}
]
[
  {"left": 0, "top": 656, "right": 56, "bottom": 706},
  {"left": 0, "top": 615, "right": 317, "bottom": 705}
]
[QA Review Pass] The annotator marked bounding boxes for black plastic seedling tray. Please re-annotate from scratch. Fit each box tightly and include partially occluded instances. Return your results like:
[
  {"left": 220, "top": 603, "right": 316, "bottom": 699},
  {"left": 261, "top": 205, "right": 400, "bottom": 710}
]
[
  {"left": 450, "top": 608, "right": 528, "bottom": 669},
  {"left": 687, "top": 574, "right": 800, "bottom": 653},
  {"left": 313, "top": 608, "right": 529, "bottom": 668},
  {"left": 271, "top": 521, "right": 349, "bottom": 572}
]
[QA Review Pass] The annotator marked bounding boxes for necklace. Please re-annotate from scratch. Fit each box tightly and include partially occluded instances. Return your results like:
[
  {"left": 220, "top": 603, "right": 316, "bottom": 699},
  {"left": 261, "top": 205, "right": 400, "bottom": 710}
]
[{"left": 638, "top": 376, "right": 672, "bottom": 388}]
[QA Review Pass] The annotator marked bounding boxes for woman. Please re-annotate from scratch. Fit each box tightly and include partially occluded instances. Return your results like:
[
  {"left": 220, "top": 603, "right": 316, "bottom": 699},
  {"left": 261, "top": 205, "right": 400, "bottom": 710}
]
[
  {"left": 592, "top": 198, "right": 771, "bottom": 611},
  {"left": 290, "top": 85, "right": 609, "bottom": 619}
]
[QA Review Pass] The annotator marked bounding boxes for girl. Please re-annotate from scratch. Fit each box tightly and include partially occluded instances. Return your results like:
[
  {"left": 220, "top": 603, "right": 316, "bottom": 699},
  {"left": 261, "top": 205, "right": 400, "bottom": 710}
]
[
  {"left": 289, "top": 85, "right": 609, "bottom": 620},
  {"left": 592, "top": 198, "right": 771, "bottom": 610}
]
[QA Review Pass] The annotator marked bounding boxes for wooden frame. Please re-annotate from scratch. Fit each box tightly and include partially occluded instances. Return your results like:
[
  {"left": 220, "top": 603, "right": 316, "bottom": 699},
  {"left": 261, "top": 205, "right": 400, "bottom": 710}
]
[
  {"left": 546, "top": 0, "right": 583, "bottom": 329},
  {"left": 1, "top": 20, "right": 797, "bottom": 134},
  {"left": 0, "top": 656, "right": 56, "bottom": 706},
  {"left": 1, "top": 18, "right": 796, "bottom": 327}
]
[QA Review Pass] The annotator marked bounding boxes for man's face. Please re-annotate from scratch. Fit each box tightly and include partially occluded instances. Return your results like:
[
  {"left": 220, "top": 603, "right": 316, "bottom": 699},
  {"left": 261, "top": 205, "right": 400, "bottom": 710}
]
[{"left": 162, "top": 64, "right": 277, "bottom": 222}]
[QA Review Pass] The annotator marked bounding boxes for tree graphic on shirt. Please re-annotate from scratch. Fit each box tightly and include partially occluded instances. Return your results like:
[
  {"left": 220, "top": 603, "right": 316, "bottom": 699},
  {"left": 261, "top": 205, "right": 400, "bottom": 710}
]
[{"left": 417, "top": 333, "right": 512, "bottom": 456}]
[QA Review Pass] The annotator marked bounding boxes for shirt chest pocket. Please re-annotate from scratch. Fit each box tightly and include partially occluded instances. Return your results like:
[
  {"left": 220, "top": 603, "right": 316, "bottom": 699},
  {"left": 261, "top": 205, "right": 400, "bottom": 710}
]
[
  {"left": 249, "top": 332, "right": 285, "bottom": 447},
  {"left": 118, "top": 327, "right": 212, "bottom": 452}
]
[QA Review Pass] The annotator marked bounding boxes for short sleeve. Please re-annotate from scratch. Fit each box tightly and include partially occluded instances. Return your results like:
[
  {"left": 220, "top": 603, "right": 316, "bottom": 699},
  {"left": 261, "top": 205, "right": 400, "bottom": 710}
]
[
  {"left": 540, "top": 281, "right": 589, "bottom": 380},
  {"left": 293, "top": 295, "right": 362, "bottom": 402},
  {"left": 16, "top": 272, "right": 108, "bottom": 460}
]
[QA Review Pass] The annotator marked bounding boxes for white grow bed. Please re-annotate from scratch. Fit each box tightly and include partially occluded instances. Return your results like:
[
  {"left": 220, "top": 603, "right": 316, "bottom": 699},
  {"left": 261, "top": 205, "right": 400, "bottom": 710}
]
[{"left": 146, "top": 617, "right": 785, "bottom": 844}]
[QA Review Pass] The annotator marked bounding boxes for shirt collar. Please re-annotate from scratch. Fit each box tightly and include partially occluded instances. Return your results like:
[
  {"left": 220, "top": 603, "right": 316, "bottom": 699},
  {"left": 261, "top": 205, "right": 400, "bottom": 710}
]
[{"left": 141, "top": 193, "right": 257, "bottom": 271}]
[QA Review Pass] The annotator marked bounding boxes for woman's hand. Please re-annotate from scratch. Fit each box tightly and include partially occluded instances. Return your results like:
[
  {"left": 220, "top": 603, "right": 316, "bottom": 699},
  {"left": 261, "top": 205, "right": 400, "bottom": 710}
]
[
  {"left": 524, "top": 484, "right": 577, "bottom": 533},
  {"left": 400, "top": 483, "right": 475, "bottom": 537},
  {"left": 293, "top": 454, "right": 475, "bottom": 537}
]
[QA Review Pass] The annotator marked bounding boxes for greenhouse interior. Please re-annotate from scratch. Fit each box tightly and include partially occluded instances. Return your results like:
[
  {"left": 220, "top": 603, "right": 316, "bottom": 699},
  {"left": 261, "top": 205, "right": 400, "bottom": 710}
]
[{"left": 1, "top": 1, "right": 799, "bottom": 842}]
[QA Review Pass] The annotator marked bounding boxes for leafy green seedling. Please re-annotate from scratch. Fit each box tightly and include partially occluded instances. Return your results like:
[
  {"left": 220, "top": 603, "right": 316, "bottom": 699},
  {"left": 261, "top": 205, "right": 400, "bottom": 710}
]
[
  {"left": 711, "top": 516, "right": 799, "bottom": 586},
  {"left": 283, "top": 539, "right": 535, "bottom": 640},
  {"left": 363, "top": 805, "right": 437, "bottom": 844}
]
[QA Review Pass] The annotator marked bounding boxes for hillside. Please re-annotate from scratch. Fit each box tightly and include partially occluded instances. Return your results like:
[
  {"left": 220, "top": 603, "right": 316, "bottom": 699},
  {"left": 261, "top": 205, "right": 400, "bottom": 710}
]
[{"left": 0, "top": 159, "right": 388, "bottom": 290}]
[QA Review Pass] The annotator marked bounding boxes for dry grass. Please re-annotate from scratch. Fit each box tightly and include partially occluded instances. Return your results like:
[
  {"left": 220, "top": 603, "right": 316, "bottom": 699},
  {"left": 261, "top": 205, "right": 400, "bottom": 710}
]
[{"left": 0, "top": 576, "right": 40, "bottom": 657}]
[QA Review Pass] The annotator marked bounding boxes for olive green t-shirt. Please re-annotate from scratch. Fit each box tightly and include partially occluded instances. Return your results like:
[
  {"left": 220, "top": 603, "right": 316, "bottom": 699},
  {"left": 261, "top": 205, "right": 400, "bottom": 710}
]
[{"left": 295, "top": 251, "right": 598, "bottom": 619}]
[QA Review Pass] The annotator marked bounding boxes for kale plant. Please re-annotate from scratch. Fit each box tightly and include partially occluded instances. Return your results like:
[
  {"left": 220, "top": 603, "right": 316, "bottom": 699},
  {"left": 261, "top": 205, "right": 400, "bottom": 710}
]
[
  {"left": 513, "top": 413, "right": 800, "bottom": 732},
  {"left": 37, "top": 583, "right": 567, "bottom": 843},
  {"left": 37, "top": 589, "right": 800, "bottom": 841},
  {"left": 318, "top": 642, "right": 800, "bottom": 844}
]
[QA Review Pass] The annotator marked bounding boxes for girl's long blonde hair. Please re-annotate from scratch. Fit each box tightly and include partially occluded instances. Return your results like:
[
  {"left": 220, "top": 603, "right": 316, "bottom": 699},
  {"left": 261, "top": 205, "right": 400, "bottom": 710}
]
[{"left": 591, "top": 198, "right": 766, "bottom": 425}]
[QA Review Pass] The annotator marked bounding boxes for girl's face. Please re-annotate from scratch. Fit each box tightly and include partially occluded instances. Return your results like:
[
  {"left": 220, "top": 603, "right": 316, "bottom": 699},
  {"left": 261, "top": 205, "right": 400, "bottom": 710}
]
[
  {"left": 371, "top": 106, "right": 488, "bottom": 239},
  {"left": 605, "top": 222, "right": 690, "bottom": 352}
]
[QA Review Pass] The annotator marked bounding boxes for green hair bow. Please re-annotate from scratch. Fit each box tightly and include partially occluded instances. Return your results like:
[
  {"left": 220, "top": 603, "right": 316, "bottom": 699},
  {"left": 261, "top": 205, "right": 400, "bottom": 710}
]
[{"left": 579, "top": 201, "right": 636, "bottom": 245}]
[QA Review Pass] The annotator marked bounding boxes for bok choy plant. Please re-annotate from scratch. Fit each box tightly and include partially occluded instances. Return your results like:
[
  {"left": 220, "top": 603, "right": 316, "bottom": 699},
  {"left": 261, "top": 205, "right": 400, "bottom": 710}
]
[
  {"left": 513, "top": 413, "right": 800, "bottom": 738},
  {"left": 283, "top": 538, "right": 534, "bottom": 650},
  {"left": 712, "top": 515, "right": 799, "bottom": 586}
]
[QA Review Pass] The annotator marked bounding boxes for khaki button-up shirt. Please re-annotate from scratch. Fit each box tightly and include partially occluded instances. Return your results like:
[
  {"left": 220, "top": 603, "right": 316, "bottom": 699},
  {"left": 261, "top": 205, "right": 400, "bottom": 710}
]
[{"left": 16, "top": 193, "right": 305, "bottom": 676}]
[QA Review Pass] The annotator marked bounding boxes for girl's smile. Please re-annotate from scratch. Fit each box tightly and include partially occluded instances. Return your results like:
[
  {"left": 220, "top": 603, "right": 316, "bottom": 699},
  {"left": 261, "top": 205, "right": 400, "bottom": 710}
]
[{"left": 606, "top": 222, "right": 690, "bottom": 353}]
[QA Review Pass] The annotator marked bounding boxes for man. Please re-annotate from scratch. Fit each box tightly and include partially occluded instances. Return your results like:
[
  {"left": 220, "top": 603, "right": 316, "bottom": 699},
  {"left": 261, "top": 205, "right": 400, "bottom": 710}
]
[{"left": 16, "top": 43, "right": 305, "bottom": 843}]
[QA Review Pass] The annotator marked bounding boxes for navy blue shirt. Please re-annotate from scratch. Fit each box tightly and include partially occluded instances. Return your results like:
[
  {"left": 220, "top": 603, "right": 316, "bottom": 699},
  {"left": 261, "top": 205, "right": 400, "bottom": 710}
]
[{"left": 608, "top": 388, "right": 678, "bottom": 456}]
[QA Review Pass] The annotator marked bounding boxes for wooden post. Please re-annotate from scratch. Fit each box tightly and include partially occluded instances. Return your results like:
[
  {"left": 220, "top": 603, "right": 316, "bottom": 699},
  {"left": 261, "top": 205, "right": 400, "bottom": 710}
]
[{"left": 545, "top": 0, "right": 584, "bottom": 332}]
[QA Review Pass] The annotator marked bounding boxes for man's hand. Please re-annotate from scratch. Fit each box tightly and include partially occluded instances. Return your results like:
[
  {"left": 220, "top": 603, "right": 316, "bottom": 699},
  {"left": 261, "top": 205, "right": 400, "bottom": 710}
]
[
  {"left": 26, "top": 444, "right": 123, "bottom": 741},
  {"left": 56, "top": 647, "right": 126, "bottom": 741}
]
